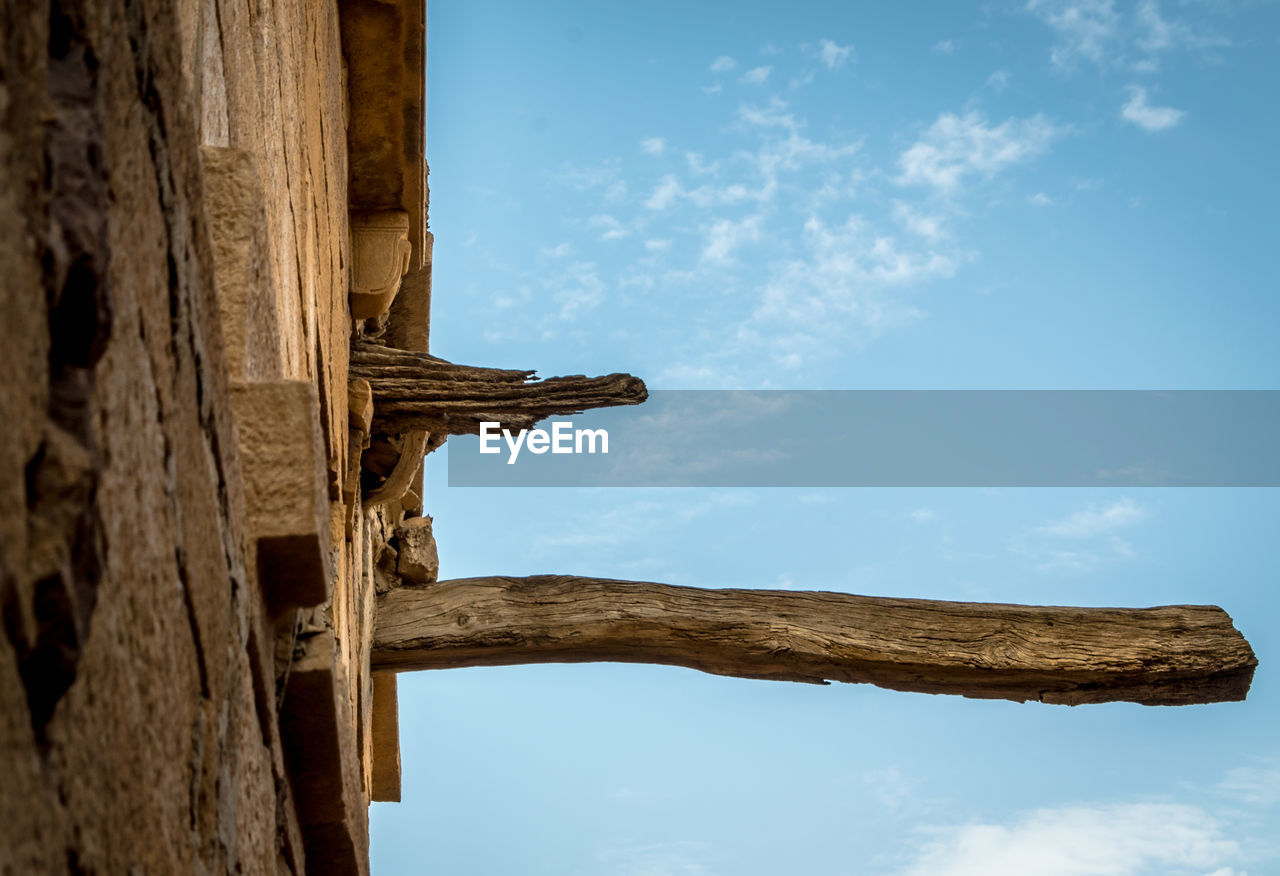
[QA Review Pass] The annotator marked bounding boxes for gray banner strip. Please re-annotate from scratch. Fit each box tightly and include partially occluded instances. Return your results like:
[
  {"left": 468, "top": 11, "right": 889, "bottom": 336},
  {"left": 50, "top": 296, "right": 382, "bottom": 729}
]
[{"left": 446, "top": 391, "right": 1280, "bottom": 487}]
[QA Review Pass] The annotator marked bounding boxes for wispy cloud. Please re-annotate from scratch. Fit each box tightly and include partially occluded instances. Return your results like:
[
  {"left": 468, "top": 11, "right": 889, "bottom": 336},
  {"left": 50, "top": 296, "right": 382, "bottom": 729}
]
[
  {"left": 1037, "top": 497, "right": 1144, "bottom": 537},
  {"left": 551, "top": 158, "right": 628, "bottom": 202},
  {"left": 554, "top": 262, "right": 605, "bottom": 319},
  {"left": 740, "top": 65, "right": 772, "bottom": 85},
  {"left": 701, "top": 214, "right": 762, "bottom": 263},
  {"left": 640, "top": 136, "right": 666, "bottom": 156},
  {"left": 588, "top": 213, "right": 631, "bottom": 241},
  {"left": 1025, "top": 0, "right": 1122, "bottom": 70},
  {"left": 932, "top": 39, "right": 958, "bottom": 54},
  {"left": 1216, "top": 759, "right": 1280, "bottom": 808},
  {"left": 893, "top": 201, "right": 948, "bottom": 240},
  {"left": 897, "top": 111, "right": 1061, "bottom": 194},
  {"left": 685, "top": 151, "right": 718, "bottom": 176},
  {"left": 1121, "top": 85, "right": 1185, "bottom": 131},
  {"left": 745, "top": 215, "right": 957, "bottom": 369},
  {"left": 1026, "top": 0, "right": 1228, "bottom": 72},
  {"left": 1008, "top": 497, "right": 1146, "bottom": 571},
  {"left": 594, "top": 840, "right": 716, "bottom": 876},
  {"left": 1134, "top": 0, "right": 1229, "bottom": 65},
  {"left": 644, "top": 174, "right": 682, "bottom": 210},
  {"left": 818, "top": 38, "right": 854, "bottom": 69},
  {"left": 541, "top": 241, "right": 573, "bottom": 258},
  {"left": 709, "top": 55, "right": 736, "bottom": 73},
  {"left": 893, "top": 802, "right": 1242, "bottom": 876}
]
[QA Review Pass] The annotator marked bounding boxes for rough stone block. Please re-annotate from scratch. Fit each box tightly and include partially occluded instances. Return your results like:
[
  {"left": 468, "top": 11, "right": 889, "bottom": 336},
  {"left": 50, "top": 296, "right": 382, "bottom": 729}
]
[
  {"left": 201, "top": 146, "right": 283, "bottom": 381},
  {"left": 394, "top": 515, "right": 437, "bottom": 585},
  {"left": 231, "top": 380, "right": 332, "bottom": 615},
  {"left": 279, "top": 630, "right": 369, "bottom": 876}
]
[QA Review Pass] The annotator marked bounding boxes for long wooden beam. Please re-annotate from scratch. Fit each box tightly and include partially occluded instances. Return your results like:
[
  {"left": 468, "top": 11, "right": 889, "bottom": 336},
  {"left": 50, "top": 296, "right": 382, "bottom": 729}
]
[
  {"left": 349, "top": 342, "right": 647, "bottom": 436},
  {"left": 372, "top": 576, "right": 1257, "bottom": 706}
]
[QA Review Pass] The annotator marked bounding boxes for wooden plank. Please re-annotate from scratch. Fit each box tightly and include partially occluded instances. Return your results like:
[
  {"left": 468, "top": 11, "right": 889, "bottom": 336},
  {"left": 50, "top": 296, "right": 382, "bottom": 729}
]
[
  {"left": 372, "top": 576, "right": 1257, "bottom": 706},
  {"left": 349, "top": 342, "right": 647, "bottom": 436},
  {"left": 369, "top": 673, "right": 401, "bottom": 803}
]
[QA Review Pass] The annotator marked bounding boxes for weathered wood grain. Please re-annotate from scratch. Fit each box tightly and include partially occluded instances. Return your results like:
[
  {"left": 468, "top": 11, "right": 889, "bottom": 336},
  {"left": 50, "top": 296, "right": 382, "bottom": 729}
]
[
  {"left": 373, "top": 575, "right": 1257, "bottom": 706},
  {"left": 349, "top": 342, "right": 647, "bottom": 435}
]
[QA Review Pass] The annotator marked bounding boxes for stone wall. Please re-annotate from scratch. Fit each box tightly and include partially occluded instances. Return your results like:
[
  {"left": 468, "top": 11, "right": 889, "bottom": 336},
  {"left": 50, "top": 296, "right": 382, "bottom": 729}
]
[{"left": 0, "top": 1, "right": 426, "bottom": 872}]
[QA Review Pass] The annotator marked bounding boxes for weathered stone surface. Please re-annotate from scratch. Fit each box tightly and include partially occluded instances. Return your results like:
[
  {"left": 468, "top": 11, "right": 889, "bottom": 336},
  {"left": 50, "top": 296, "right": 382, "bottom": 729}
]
[
  {"left": 201, "top": 145, "right": 284, "bottom": 381},
  {"left": 1, "top": 2, "right": 309, "bottom": 871},
  {"left": 280, "top": 630, "right": 370, "bottom": 876},
  {"left": 341, "top": 0, "right": 427, "bottom": 271},
  {"left": 3, "top": 0, "right": 428, "bottom": 871},
  {"left": 387, "top": 232, "right": 433, "bottom": 353},
  {"left": 350, "top": 210, "right": 412, "bottom": 320},
  {"left": 348, "top": 378, "right": 374, "bottom": 434},
  {"left": 231, "top": 380, "right": 333, "bottom": 616},
  {"left": 395, "top": 515, "right": 439, "bottom": 585}
]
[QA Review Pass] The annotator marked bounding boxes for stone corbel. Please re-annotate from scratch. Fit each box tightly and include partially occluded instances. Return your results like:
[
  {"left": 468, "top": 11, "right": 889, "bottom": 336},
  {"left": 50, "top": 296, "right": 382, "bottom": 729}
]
[{"left": 349, "top": 210, "right": 411, "bottom": 320}]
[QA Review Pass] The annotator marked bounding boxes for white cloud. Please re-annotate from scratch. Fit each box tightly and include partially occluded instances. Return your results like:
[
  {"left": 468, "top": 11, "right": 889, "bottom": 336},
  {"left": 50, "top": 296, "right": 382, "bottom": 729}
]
[
  {"left": 897, "top": 111, "right": 1061, "bottom": 194},
  {"left": 893, "top": 201, "right": 948, "bottom": 240},
  {"left": 740, "top": 65, "right": 772, "bottom": 85},
  {"left": 1121, "top": 85, "right": 1185, "bottom": 131},
  {"left": 551, "top": 261, "right": 605, "bottom": 320},
  {"left": 702, "top": 214, "right": 763, "bottom": 263},
  {"left": 818, "top": 38, "right": 854, "bottom": 69},
  {"left": 745, "top": 215, "right": 958, "bottom": 368},
  {"left": 908, "top": 508, "right": 937, "bottom": 523},
  {"left": 894, "top": 802, "right": 1242, "bottom": 876},
  {"left": 1038, "top": 497, "right": 1144, "bottom": 537},
  {"left": 1029, "top": 192, "right": 1054, "bottom": 206},
  {"left": 701, "top": 83, "right": 722, "bottom": 95},
  {"left": 1025, "top": 0, "right": 1121, "bottom": 70},
  {"left": 986, "top": 69, "right": 1010, "bottom": 90},
  {"left": 863, "top": 764, "right": 919, "bottom": 810},
  {"left": 789, "top": 69, "right": 816, "bottom": 90},
  {"left": 639, "top": 136, "right": 665, "bottom": 156},
  {"left": 685, "top": 151, "right": 718, "bottom": 176},
  {"left": 552, "top": 158, "right": 624, "bottom": 193},
  {"left": 594, "top": 840, "right": 714, "bottom": 876},
  {"left": 1026, "top": 0, "right": 1227, "bottom": 73},
  {"left": 541, "top": 242, "right": 573, "bottom": 258},
  {"left": 588, "top": 213, "right": 630, "bottom": 241},
  {"left": 932, "top": 39, "right": 958, "bottom": 54},
  {"left": 1011, "top": 498, "right": 1146, "bottom": 571},
  {"left": 709, "top": 55, "right": 736, "bottom": 73},
  {"left": 1135, "top": 0, "right": 1229, "bottom": 60},
  {"left": 1216, "top": 759, "right": 1280, "bottom": 807},
  {"left": 644, "top": 238, "right": 671, "bottom": 252},
  {"left": 644, "top": 174, "right": 682, "bottom": 210},
  {"left": 738, "top": 97, "right": 798, "bottom": 130}
]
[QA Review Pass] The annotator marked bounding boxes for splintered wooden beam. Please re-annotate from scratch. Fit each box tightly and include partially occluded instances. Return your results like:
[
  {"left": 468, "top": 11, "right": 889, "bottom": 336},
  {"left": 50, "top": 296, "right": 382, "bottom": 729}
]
[
  {"left": 372, "top": 576, "right": 1257, "bottom": 706},
  {"left": 349, "top": 342, "right": 647, "bottom": 436}
]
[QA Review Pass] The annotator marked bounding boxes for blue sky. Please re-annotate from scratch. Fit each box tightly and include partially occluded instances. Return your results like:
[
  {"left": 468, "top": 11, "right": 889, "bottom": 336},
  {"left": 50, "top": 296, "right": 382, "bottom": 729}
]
[{"left": 370, "top": 2, "right": 1280, "bottom": 873}]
